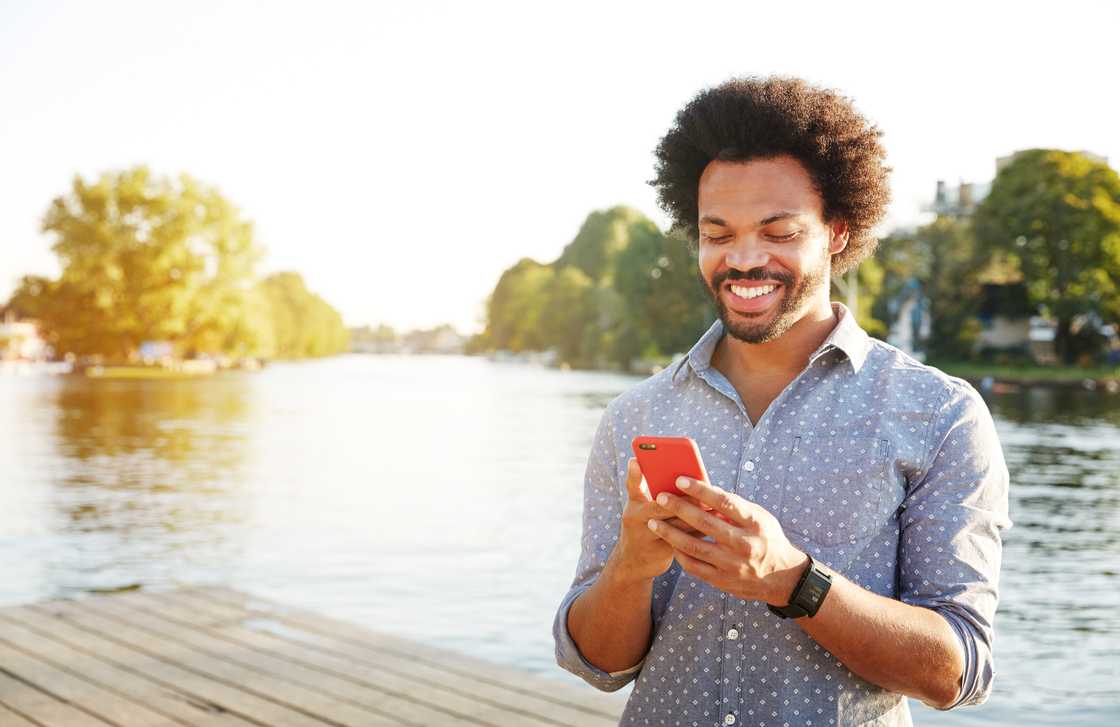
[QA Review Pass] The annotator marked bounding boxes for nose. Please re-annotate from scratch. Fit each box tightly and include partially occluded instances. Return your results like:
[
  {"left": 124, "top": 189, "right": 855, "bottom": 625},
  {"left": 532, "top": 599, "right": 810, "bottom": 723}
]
[{"left": 723, "top": 235, "right": 771, "bottom": 272}]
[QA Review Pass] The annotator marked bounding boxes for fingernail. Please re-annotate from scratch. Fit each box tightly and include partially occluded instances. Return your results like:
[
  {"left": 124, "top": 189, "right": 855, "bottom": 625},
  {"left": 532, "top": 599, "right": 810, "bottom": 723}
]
[
  {"left": 656, "top": 493, "right": 669, "bottom": 506},
  {"left": 676, "top": 476, "right": 690, "bottom": 490},
  {"left": 647, "top": 519, "right": 658, "bottom": 531}
]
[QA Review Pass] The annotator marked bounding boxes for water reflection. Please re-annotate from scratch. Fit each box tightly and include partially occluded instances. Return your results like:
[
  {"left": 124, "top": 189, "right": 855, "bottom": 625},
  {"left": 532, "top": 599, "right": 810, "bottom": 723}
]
[
  {"left": 988, "top": 385, "right": 1120, "bottom": 426},
  {"left": 42, "top": 375, "right": 254, "bottom": 597}
]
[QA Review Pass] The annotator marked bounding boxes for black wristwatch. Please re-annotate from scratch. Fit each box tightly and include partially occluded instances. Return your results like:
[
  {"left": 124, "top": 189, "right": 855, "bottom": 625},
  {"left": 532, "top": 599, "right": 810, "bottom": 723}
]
[{"left": 767, "top": 553, "right": 832, "bottom": 619}]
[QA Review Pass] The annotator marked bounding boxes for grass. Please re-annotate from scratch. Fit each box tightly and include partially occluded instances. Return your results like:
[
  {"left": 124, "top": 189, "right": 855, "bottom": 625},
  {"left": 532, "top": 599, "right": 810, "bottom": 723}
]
[
  {"left": 84, "top": 365, "right": 213, "bottom": 379},
  {"left": 926, "top": 359, "right": 1120, "bottom": 383}
]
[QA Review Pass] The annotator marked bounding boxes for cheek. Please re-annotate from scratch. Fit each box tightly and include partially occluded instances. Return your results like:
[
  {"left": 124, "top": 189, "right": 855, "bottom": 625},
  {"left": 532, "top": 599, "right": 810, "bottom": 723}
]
[{"left": 697, "top": 248, "right": 718, "bottom": 281}]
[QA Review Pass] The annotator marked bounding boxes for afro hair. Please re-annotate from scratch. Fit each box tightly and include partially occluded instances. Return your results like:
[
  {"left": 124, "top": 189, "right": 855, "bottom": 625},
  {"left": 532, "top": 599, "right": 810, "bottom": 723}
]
[{"left": 649, "top": 76, "right": 891, "bottom": 275}]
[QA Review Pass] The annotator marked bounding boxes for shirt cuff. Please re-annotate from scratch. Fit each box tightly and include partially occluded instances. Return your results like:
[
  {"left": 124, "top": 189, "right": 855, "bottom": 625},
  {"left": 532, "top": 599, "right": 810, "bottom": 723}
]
[
  {"left": 608, "top": 658, "right": 645, "bottom": 677},
  {"left": 934, "top": 608, "right": 979, "bottom": 709},
  {"left": 553, "top": 584, "right": 644, "bottom": 691}
]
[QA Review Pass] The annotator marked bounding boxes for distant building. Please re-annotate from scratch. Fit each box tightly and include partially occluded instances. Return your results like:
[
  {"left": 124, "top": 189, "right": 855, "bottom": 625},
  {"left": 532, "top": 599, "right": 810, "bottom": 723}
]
[
  {"left": 0, "top": 311, "right": 48, "bottom": 361},
  {"left": 885, "top": 277, "right": 932, "bottom": 360},
  {"left": 401, "top": 324, "right": 466, "bottom": 354},
  {"left": 927, "top": 179, "right": 992, "bottom": 218},
  {"left": 350, "top": 323, "right": 467, "bottom": 354},
  {"left": 975, "top": 282, "right": 1036, "bottom": 356},
  {"left": 138, "top": 340, "right": 175, "bottom": 363}
]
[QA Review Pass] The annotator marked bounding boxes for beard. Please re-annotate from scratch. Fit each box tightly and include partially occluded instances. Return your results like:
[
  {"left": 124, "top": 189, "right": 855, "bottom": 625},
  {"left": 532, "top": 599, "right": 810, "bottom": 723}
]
[{"left": 701, "top": 248, "right": 830, "bottom": 344}]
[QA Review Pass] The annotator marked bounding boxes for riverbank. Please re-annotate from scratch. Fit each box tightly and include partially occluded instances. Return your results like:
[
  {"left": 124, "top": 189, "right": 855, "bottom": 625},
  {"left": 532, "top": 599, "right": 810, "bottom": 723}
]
[{"left": 927, "top": 359, "right": 1120, "bottom": 391}]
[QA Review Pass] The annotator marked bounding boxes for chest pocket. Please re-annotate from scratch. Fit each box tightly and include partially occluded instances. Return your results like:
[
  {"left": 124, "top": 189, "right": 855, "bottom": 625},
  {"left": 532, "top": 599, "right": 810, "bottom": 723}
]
[{"left": 781, "top": 435, "right": 898, "bottom": 547}]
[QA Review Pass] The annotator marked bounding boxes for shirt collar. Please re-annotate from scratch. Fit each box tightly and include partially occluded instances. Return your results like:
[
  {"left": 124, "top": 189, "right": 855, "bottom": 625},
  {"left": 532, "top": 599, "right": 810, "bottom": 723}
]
[{"left": 670, "top": 301, "right": 871, "bottom": 387}]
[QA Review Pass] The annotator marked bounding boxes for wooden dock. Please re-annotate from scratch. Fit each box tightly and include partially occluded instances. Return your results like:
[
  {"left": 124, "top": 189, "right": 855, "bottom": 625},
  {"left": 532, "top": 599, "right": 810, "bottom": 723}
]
[{"left": 0, "top": 586, "right": 626, "bottom": 726}]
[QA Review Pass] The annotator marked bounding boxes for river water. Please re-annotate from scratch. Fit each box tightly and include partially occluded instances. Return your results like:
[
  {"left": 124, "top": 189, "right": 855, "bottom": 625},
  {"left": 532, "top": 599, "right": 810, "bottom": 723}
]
[{"left": 0, "top": 354, "right": 1116, "bottom": 724}]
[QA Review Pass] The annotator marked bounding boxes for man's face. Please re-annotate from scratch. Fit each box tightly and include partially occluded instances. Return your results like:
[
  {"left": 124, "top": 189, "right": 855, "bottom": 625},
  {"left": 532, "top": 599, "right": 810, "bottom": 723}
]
[{"left": 696, "top": 155, "right": 845, "bottom": 344}]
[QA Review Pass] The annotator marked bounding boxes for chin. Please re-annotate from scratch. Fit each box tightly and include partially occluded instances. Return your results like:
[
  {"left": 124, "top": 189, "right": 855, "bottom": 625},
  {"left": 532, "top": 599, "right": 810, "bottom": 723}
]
[
  {"left": 724, "top": 317, "right": 794, "bottom": 344},
  {"left": 717, "top": 292, "right": 796, "bottom": 344}
]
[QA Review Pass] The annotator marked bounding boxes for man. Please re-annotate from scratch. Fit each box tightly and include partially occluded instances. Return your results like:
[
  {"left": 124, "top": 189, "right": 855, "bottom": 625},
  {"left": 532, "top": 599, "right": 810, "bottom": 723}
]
[{"left": 552, "top": 76, "right": 1012, "bottom": 726}]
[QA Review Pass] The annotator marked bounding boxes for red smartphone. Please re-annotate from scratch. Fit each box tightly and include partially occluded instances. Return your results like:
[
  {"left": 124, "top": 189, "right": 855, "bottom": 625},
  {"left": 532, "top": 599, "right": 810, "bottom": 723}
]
[{"left": 631, "top": 435, "right": 711, "bottom": 500}]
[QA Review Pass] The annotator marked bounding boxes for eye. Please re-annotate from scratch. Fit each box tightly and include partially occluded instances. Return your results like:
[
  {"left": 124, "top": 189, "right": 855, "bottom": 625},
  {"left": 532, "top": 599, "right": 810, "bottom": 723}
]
[
  {"left": 766, "top": 231, "right": 799, "bottom": 242},
  {"left": 703, "top": 234, "right": 731, "bottom": 243}
]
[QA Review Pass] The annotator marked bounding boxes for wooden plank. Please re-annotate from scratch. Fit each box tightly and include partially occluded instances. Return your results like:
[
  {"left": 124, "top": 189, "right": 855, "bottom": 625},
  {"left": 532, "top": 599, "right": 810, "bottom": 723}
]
[
  {"left": 0, "top": 609, "right": 254, "bottom": 727},
  {"left": 164, "top": 588, "right": 621, "bottom": 726},
  {"left": 81, "top": 591, "right": 496, "bottom": 727},
  {"left": 0, "top": 666, "right": 111, "bottom": 727},
  {"left": 19, "top": 602, "right": 340, "bottom": 727},
  {"left": 190, "top": 586, "right": 627, "bottom": 719},
  {"left": 0, "top": 698, "right": 41, "bottom": 727},
  {"left": 0, "top": 638, "right": 181, "bottom": 727},
  {"left": 115, "top": 588, "right": 616, "bottom": 727},
  {"left": 34, "top": 598, "right": 444, "bottom": 727}
]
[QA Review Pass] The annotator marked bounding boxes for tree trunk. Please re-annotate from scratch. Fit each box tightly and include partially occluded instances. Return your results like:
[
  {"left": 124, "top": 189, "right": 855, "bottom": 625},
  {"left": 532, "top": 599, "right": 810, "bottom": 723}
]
[{"left": 1055, "top": 316, "right": 1073, "bottom": 365}]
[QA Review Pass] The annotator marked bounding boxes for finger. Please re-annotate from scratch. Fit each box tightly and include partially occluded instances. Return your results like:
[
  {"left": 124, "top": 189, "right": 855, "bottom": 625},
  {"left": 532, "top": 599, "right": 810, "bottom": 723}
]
[
  {"left": 671, "top": 547, "right": 724, "bottom": 583},
  {"left": 631, "top": 501, "right": 703, "bottom": 534},
  {"left": 624, "top": 458, "right": 650, "bottom": 503},
  {"left": 665, "top": 516, "right": 705, "bottom": 536},
  {"left": 647, "top": 518, "right": 736, "bottom": 571},
  {"left": 674, "top": 476, "right": 758, "bottom": 530},
  {"left": 654, "top": 491, "right": 743, "bottom": 549}
]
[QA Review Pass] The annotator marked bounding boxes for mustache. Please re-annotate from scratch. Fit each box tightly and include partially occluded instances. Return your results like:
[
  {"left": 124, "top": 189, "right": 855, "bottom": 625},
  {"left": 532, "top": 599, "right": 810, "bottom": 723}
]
[{"left": 715, "top": 269, "right": 794, "bottom": 287}]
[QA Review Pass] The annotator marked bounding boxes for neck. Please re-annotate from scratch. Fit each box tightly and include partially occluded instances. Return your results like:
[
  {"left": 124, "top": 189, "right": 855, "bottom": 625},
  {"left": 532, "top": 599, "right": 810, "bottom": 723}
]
[{"left": 715, "top": 299, "right": 839, "bottom": 377}]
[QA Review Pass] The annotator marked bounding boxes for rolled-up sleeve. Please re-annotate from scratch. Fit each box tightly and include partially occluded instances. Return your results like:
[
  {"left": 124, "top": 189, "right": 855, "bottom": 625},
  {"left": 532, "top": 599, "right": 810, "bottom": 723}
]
[
  {"left": 552, "top": 401, "right": 644, "bottom": 691},
  {"left": 898, "top": 380, "right": 1012, "bottom": 709}
]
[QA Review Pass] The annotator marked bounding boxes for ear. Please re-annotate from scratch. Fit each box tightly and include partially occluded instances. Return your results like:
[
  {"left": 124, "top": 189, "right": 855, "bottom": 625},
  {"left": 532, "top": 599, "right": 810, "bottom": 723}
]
[{"left": 828, "top": 220, "right": 850, "bottom": 256}]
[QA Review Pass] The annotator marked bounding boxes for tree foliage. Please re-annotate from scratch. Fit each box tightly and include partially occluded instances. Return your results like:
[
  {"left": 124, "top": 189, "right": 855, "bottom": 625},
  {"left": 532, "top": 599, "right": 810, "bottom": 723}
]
[
  {"left": 477, "top": 206, "right": 716, "bottom": 370},
  {"left": 255, "top": 272, "right": 349, "bottom": 358},
  {"left": 8, "top": 166, "right": 347, "bottom": 361},
  {"left": 553, "top": 206, "right": 647, "bottom": 284},
  {"left": 972, "top": 149, "right": 1120, "bottom": 362},
  {"left": 483, "top": 258, "right": 555, "bottom": 352}
]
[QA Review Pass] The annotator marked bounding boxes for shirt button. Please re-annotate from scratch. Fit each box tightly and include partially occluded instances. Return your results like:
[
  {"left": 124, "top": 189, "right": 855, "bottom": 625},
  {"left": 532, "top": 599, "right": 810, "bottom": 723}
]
[
  {"left": 743, "top": 460, "right": 755, "bottom": 472},
  {"left": 724, "top": 714, "right": 736, "bottom": 726},
  {"left": 727, "top": 628, "right": 739, "bottom": 640}
]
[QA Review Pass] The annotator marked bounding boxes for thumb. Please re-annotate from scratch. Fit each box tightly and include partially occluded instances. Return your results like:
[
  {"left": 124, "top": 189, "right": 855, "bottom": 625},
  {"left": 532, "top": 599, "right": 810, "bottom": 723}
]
[{"left": 625, "top": 457, "right": 651, "bottom": 502}]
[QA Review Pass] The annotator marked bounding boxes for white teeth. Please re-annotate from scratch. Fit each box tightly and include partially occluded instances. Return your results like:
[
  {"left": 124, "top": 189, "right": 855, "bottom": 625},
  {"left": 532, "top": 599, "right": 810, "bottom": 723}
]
[{"left": 730, "top": 284, "right": 777, "bottom": 299}]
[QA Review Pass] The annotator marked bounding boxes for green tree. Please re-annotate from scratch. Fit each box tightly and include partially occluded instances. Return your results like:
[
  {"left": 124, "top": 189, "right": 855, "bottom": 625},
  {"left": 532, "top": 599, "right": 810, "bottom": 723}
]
[
  {"left": 972, "top": 149, "right": 1120, "bottom": 363},
  {"left": 482, "top": 258, "right": 554, "bottom": 351},
  {"left": 538, "top": 266, "right": 596, "bottom": 365},
  {"left": 7, "top": 275, "right": 104, "bottom": 356},
  {"left": 256, "top": 272, "right": 349, "bottom": 358},
  {"left": 32, "top": 166, "right": 263, "bottom": 359},
  {"left": 614, "top": 223, "right": 714, "bottom": 359},
  {"left": 553, "top": 205, "right": 647, "bottom": 284}
]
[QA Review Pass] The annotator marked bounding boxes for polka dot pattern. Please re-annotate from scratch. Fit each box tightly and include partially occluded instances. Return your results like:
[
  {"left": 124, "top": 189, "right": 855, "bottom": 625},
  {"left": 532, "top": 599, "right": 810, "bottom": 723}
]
[{"left": 553, "top": 302, "right": 1012, "bottom": 726}]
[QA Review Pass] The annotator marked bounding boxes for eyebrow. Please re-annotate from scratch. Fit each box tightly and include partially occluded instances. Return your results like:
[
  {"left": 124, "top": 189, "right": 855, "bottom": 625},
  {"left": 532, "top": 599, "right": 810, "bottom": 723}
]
[{"left": 699, "top": 211, "right": 800, "bottom": 227}]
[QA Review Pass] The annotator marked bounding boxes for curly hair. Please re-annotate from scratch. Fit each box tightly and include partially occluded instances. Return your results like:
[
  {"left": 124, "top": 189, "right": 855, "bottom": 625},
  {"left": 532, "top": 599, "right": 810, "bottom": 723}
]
[{"left": 649, "top": 76, "right": 891, "bottom": 275}]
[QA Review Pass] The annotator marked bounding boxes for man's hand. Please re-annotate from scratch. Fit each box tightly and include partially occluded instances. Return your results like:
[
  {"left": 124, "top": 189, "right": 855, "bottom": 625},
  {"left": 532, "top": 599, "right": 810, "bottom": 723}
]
[
  {"left": 611, "top": 458, "right": 708, "bottom": 583},
  {"left": 646, "top": 474, "right": 809, "bottom": 605}
]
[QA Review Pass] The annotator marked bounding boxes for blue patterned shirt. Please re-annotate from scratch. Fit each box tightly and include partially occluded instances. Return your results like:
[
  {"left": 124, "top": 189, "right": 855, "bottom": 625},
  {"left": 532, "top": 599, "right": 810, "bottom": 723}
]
[{"left": 553, "top": 302, "right": 1012, "bottom": 726}]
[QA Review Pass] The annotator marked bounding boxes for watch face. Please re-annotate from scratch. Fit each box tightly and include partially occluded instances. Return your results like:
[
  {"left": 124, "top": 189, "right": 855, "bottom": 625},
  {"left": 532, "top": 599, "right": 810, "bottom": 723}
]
[
  {"left": 803, "top": 579, "right": 826, "bottom": 606},
  {"left": 796, "top": 566, "right": 832, "bottom": 614}
]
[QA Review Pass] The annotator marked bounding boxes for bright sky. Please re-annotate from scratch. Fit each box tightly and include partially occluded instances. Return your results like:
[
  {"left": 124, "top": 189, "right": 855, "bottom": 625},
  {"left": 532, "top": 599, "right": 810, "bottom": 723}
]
[{"left": 2, "top": 1, "right": 1118, "bottom": 335}]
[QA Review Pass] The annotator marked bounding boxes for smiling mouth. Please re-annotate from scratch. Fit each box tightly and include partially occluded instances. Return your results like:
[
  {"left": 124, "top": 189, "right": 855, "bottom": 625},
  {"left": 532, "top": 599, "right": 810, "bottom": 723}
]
[
  {"left": 723, "top": 282, "right": 783, "bottom": 313},
  {"left": 728, "top": 283, "right": 779, "bottom": 299}
]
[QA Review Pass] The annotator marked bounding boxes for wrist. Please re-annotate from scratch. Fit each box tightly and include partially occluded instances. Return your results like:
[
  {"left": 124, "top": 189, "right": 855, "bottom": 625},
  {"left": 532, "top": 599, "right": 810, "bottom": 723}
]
[
  {"left": 604, "top": 546, "right": 654, "bottom": 590},
  {"left": 767, "top": 547, "right": 811, "bottom": 606}
]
